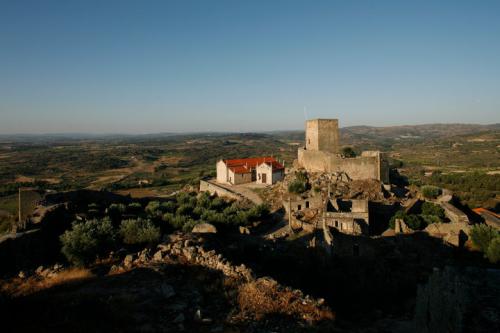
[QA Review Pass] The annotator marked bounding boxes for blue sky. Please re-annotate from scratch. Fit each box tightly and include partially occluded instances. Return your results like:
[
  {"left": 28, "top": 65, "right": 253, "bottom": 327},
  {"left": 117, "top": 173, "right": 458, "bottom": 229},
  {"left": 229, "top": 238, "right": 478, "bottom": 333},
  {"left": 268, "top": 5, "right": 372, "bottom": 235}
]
[{"left": 1, "top": 0, "right": 499, "bottom": 134}]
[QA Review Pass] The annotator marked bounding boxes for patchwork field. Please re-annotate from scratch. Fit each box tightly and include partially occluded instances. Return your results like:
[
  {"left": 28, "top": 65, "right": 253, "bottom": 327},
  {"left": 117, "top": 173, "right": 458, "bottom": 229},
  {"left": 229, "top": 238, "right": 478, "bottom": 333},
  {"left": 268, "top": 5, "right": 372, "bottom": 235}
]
[{"left": 0, "top": 124, "right": 498, "bottom": 233}]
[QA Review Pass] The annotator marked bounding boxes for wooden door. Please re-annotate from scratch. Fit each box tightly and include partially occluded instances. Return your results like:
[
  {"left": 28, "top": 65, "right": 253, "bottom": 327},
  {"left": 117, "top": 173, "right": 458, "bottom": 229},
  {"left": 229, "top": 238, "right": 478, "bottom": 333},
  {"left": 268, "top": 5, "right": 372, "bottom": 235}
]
[{"left": 262, "top": 173, "right": 267, "bottom": 184}]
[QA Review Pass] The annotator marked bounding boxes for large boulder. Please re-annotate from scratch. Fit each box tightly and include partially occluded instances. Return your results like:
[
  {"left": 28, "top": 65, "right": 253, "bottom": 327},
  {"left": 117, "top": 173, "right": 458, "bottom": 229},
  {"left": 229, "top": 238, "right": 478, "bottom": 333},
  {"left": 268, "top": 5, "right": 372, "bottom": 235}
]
[{"left": 192, "top": 223, "right": 217, "bottom": 234}]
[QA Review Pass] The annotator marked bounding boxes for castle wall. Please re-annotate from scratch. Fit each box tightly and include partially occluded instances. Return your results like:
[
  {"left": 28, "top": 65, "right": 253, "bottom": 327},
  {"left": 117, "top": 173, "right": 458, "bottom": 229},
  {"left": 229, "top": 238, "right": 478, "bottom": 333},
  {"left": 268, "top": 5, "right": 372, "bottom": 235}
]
[
  {"left": 298, "top": 149, "right": 386, "bottom": 181},
  {"left": 331, "top": 156, "right": 380, "bottom": 180}
]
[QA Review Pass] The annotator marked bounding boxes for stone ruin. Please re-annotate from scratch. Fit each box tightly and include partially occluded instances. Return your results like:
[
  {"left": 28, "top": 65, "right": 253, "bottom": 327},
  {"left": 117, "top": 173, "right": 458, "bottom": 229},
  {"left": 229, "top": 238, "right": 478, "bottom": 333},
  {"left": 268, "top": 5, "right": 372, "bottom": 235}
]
[{"left": 297, "top": 119, "right": 389, "bottom": 183}]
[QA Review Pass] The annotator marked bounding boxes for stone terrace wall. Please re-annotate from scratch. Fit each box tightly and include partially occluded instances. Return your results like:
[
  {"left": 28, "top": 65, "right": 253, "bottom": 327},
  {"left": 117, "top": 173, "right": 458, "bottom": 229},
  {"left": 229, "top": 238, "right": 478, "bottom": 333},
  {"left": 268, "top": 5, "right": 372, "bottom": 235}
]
[{"left": 199, "top": 180, "right": 243, "bottom": 201}]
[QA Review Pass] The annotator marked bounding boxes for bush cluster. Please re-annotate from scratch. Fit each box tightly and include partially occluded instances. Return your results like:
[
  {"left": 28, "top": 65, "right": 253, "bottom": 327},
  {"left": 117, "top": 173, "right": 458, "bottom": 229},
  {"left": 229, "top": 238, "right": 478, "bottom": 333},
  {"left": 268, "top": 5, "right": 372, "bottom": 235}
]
[
  {"left": 60, "top": 191, "right": 270, "bottom": 266},
  {"left": 389, "top": 202, "right": 446, "bottom": 231},
  {"left": 288, "top": 171, "right": 309, "bottom": 194},
  {"left": 469, "top": 224, "right": 500, "bottom": 263},
  {"left": 60, "top": 218, "right": 116, "bottom": 266},
  {"left": 418, "top": 172, "right": 499, "bottom": 208},
  {"left": 421, "top": 185, "right": 441, "bottom": 199},
  {"left": 157, "top": 192, "right": 270, "bottom": 232},
  {"left": 120, "top": 218, "right": 160, "bottom": 245}
]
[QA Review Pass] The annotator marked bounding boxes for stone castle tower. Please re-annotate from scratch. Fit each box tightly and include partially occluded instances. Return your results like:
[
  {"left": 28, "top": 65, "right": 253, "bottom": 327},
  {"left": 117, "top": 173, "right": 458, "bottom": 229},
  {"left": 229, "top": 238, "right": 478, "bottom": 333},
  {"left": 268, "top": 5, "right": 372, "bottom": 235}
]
[
  {"left": 298, "top": 118, "right": 389, "bottom": 183},
  {"left": 305, "top": 119, "right": 340, "bottom": 154}
]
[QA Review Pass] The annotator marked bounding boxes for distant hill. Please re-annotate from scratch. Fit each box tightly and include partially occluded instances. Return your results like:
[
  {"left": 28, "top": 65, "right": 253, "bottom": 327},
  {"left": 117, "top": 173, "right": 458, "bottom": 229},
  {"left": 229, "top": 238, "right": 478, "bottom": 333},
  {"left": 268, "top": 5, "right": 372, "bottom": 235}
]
[
  {"left": 341, "top": 123, "right": 500, "bottom": 141},
  {"left": 1, "top": 123, "right": 498, "bottom": 144}
]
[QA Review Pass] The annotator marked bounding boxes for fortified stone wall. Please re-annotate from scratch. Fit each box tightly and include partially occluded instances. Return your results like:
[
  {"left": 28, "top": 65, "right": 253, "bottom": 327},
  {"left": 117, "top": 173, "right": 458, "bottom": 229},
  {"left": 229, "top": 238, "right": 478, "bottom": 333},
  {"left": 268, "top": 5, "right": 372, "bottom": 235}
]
[{"left": 298, "top": 149, "right": 387, "bottom": 181}]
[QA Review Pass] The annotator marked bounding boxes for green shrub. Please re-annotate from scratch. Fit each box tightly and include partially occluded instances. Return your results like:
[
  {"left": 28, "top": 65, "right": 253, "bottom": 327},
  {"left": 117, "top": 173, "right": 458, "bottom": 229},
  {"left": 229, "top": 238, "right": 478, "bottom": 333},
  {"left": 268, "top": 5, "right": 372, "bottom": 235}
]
[
  {"left": 233, "top": 210, "right": 250, "bottom": 226},
  {"left": 420, "top": 214, "right": 442, "bottom": 225},
  {"left": 389, "top": 210, "right": 405, "bottom": 229},
  {"left": 127, "top": 202, "right": 143, "bottom": 213},
  {"left": 247, "top": 204, "right": 270, "bottom": 221},
  {"left": 107, "top": 203, "right": 126, "bottom": 214},
  {"left": 288, "top": 180, "right": 307, "bottom": 194},
  {"left": 176, "top": 192, "right": 191, "bottom": 205},
  {"left": 296, "top": 171, "right": 308, "bottom": 183},
  {"left": 342, "top": 147, "right": 356, "bottom": 158},
  {"left": 192, "top": 206, "right": 205, "bottom": 219},
  {"left": 209, "top": 197, "right": 225, "bottom": 210},
  {"left": 176, "top": 203, "right": 194, "bottom": 216},
  {"left": 196, "top": 192, "right": 211, "bottom": 208},
  {"left": 470, "top": 224, "right": 497, "bottom": 252},
  {"left": 170, "top": 214, "right": 189, "bottom": 229},
  {"left": 421, "top": 185, "right": 441, "bottom": 199},
  {"left": 162, "top": 212, "right": 174, "bottom": 225},
  {"left": 145, "top": 201, "right": 161, "bottom": 216},
  {"left": 389, "top": 210, "right": 427, "bottom": 230},
  {"left": 160, "top": 201, "right": 177, "bottom": 213},
  {"left": 405, "top": 214, "right": 424, "bottom": 230},
  {"left": 486, "top": 237, "right": 500, "bottom": 264},
  {"left": 60, "top": 218, "right": 117, "bottom": 266},
  {"left": 107, "top": 203, "right": 126, "bottom": 223},
  {"left": 119, "top": 218, "right": 160, "bottom": 245},
  {"left": 421, "top": 202, "right": 445, "bottom": 220},
  {"left": 182, "top": 219, "right": 200, "bottom": 232}
]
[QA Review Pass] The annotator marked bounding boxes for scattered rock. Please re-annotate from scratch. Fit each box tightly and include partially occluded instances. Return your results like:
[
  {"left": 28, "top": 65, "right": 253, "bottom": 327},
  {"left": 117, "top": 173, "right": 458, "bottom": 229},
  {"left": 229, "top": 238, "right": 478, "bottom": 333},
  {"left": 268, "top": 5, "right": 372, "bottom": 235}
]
[
  {"left": 153, "top": 250, "right": 163, "bottom": 261},
  {"left": 192, "top": 223, "right": 217, "bottom": 234},
  {"left": 18, "top": 271, "right": 26, "bottom": 279},
  {"left": 239, "top": 226, "right": 250, "bottom": 235},
  {"left": 138, "top": 249, "right": 150, "bottom": 262},
  {"left": 123, "top": 254, "right": 134, "bottom": 267}
]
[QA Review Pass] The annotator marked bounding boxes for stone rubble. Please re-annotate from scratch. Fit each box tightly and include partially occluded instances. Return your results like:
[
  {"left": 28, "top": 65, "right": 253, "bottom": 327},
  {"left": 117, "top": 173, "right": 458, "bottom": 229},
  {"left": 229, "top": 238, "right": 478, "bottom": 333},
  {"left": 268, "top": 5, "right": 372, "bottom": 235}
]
[
  {"left": 111, "top": 232, "right": 328, "bottom": 312},
  {"left": 114, "top": 233, "right": 255, "bottom": 282}
]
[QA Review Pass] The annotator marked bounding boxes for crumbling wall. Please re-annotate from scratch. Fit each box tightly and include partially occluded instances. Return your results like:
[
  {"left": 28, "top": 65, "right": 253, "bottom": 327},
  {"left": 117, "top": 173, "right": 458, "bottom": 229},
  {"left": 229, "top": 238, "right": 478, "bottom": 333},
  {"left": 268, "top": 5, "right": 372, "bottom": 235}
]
[
  {"left": 440, "top": 202, "right": 469, "bottom": 224},
  {"left": 298, "top": 149, "right": 383, "bottom": 181},
  {"left": 283, "top": 195, "right": 323, "bottom": 215}
]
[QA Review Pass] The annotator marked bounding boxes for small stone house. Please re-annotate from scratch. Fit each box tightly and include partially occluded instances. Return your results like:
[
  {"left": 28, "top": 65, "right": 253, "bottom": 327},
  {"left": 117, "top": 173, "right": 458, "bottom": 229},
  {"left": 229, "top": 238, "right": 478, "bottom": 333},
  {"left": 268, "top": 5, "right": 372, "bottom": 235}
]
[
  {"left": 216, "top": 157, "right": 284, "bottom": 185},
  {"left": 284, "top": 195, "right": 324, "bottom": 215},
  {"left": 323, "top": 199, "right": 369, "bottom": 235}
]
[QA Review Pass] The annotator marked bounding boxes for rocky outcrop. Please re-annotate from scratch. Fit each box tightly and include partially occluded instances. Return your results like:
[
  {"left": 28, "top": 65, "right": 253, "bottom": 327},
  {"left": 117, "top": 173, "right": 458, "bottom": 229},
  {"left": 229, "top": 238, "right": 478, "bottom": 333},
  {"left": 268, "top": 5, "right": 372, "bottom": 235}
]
[
  {"left": 111, "top": 233, "right": 254, "bottom": 281},
  {"left": 191, "top": 223, "right": 217, "bottom": 234}
]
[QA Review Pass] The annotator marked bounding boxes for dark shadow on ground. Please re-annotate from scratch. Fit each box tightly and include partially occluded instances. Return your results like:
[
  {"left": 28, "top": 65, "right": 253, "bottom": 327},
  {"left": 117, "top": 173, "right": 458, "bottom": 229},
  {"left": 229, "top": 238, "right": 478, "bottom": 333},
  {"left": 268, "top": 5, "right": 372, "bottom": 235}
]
[
  {"left": 1, "top": 264, "right": 231, "bottom": 333},
  {"left": 200, "top": 230, "right": 493, "bottom": 328}
]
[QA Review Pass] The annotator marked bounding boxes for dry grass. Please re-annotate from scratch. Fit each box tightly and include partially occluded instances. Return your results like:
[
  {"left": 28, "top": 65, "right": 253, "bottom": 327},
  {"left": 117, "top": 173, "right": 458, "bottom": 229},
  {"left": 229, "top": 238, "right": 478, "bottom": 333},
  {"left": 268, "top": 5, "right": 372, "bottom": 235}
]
[
  {"left": 237, "top": 278, "right": 335, "bottom": 322},
  {"left": 14, "top": 175, "right": 35, "bottom": 183},
  {"left": 1, "top": 268, "right": 94, "bottom": 297}
]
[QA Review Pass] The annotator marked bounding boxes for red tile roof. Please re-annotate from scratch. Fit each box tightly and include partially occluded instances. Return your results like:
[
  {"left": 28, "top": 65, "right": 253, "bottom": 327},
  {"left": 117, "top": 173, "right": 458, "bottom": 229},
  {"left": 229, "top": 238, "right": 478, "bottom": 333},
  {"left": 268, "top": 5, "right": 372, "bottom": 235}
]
[
  {"left": 224, "top": 157, "right": 283, "bottom": 174},
  {"left": 259, "top": 160, "right": 285, "bottom": 170},
  {"left": 473, "top": 208, "right": 500, "bottom": 219}
]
